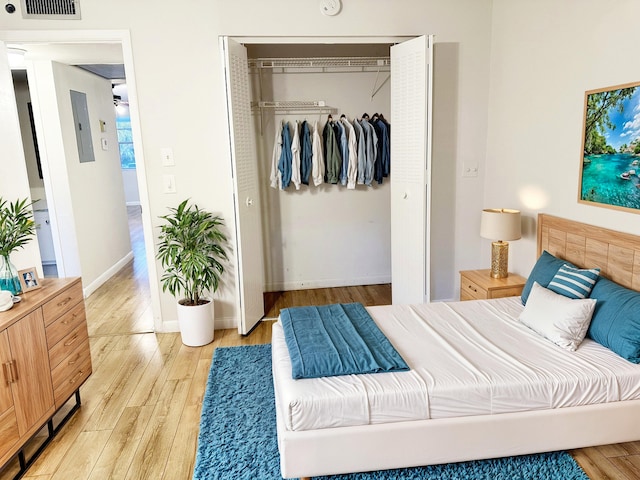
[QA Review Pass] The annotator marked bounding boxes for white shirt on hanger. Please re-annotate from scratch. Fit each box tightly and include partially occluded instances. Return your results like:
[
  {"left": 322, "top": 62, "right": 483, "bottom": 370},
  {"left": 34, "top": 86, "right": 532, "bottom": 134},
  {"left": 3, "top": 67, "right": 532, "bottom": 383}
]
[
  {"left": 341, "top": 117, "right": 358, "bottom": 189},
  {"left": 312, "top": 121, "right": 325, "bottom": 187},
  {"left": 270, "top": 120, "right": 283, "bottom": 189}
]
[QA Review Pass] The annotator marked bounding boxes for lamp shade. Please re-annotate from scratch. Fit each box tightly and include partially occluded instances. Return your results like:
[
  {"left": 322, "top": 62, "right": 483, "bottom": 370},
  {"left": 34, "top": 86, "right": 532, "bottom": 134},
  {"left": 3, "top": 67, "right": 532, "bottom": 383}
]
[{"left": 480, "top": 209, "right": 521, "bottom": 241}]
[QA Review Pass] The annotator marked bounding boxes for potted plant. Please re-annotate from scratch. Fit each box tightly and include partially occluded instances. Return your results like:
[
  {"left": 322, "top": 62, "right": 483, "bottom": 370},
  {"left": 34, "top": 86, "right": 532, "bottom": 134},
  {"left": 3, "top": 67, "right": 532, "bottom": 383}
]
[
  {"left": 156, "top": 199, "right": 229, "bottom": 346},
  {"left": 0, "top": 197, "right": 35, "bottom": 296}
]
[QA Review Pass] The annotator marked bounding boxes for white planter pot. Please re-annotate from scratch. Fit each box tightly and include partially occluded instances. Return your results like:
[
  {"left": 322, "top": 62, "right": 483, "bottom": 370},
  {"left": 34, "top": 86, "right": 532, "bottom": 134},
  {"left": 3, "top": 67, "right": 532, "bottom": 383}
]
[{"left": 176, "top": 299, "right": 214, "bottom": 346}]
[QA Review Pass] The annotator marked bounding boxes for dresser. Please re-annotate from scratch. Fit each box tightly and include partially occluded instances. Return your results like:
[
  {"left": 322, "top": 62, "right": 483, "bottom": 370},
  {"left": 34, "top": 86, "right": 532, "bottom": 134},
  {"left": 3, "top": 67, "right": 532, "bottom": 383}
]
[
  {"left": 459, "top": 269, "right": 527, "bottom": 301},
  {"left": 0, "top": 277, "right": 91, "bottom": 472}
]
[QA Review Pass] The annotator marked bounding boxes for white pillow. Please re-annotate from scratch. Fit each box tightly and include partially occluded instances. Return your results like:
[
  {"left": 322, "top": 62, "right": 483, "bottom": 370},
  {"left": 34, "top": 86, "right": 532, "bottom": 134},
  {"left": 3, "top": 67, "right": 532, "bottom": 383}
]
[{"left": 519, "top": 282, "right": 596, "bottom": 351}]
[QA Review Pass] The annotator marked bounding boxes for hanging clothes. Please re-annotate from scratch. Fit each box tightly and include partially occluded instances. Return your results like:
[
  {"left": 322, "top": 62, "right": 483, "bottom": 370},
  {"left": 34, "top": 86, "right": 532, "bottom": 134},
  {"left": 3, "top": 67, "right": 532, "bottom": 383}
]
[
  {"left": 341, "top": 116, "right": 358, "bottom": 189},
  {"left": 270, "top": 121, "right": 283, "bottom": 190},
  {"left": 312, "top": 120, "right": 325, "bottom": 187},
  {"left": 372, "top": 114, "right": 389, "bottom": 184},
  {"left": 291, "top": 120, "right": 301, "bottom": 190},
  {"left": 379, "top": 114, "right": 391, "bottom": 177},
  {"left": 337, "top": 117, "right": 349, "bottom": 186},
  {"left": 278, "top": 122, "right": 293, "bottom": 189},
  {"left": 300, "top": 121, "right": 313, "bottom": 186},
  {"left": 323, "top": 116, "right": 341, "bottom": 184},
  {"left": 352, "top": 119, "right": 367, "bottom": 185},
  {"left": 359, "top": 117, "right": 378, "bottom": 186}
]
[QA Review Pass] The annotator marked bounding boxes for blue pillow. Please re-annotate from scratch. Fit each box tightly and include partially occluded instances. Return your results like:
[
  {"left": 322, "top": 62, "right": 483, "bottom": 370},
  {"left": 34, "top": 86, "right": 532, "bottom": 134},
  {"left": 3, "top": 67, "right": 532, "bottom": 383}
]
[
  {"left": 521, "top": 251, "right": 572, "bottom": 305},
  {"left": 548, "top": 264, "right": 600, "bottom": 299},
  {"left": 587, "top": 276, "right": 640, "bottom": 363}
]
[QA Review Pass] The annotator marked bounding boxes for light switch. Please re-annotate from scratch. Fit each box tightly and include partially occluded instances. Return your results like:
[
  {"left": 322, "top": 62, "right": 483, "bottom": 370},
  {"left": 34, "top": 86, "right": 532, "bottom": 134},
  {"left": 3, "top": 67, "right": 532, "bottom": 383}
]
[
  {"left": 101, "top": 138, "right": 108, "bottom": 150},
  {"left": 161, "top": 147, "right": 175, "bottom": 166},
  {"left": 163, "top": 174, "right": 176, "bottom": 194}
]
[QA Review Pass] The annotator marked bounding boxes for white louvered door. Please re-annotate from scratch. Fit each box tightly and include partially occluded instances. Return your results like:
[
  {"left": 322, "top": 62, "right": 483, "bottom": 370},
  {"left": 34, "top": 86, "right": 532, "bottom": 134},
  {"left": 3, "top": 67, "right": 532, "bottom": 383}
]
[
  {"left": 390, "top": 35, "right": 433, "bottom": 304},
  {"left": 222, "top": 37, "right": 265, "bottom": 334}
]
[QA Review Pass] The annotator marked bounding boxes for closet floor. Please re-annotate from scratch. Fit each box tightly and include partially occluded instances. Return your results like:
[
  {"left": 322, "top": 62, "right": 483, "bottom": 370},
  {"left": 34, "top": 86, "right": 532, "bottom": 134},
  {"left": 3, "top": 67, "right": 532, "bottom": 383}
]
[{"left": 263, "top": 284, "right": 392, "bottom": 319}]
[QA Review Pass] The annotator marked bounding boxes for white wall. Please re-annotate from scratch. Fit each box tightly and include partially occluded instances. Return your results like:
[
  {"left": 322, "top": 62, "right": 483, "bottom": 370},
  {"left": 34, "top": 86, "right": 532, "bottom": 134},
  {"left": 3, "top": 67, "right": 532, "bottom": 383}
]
[
  {"left": 0, "top": 44, "right": 42, "bottom": 274},
  {"left": 0, "top": 0, "right": 494, "bottom": 329},
  {"left": 486, "top": 0, "right": 640, "bottom": 281},
  {"left": 252, "top": 56, "right": 392, "bottom": 291},
  {"left": 122, "top": 169, "right": 140, "bottom": 206}
]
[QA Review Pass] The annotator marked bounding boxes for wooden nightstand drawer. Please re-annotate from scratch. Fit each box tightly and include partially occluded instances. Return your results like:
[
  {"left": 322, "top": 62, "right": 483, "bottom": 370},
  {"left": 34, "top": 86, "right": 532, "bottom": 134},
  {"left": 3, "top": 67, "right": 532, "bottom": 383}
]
[
  {"left": 45, "top": 302, "right": 86, "bottom": 349},
  {"left": 460, "top": 269, "right": 527, "bottom": 301},
  {"left": 42, "top": 281, "right": 83, "bottom": 327},
  {"left": 461, "top": 277, "right": 488, "bottom": 300}
]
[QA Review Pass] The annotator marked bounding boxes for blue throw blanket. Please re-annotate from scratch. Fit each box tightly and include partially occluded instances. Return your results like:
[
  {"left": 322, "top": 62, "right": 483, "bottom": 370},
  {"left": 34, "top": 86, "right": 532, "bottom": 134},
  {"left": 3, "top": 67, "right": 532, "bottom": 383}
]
[{"left": 280, "top": 302, "right": 409, "bottom": 379}]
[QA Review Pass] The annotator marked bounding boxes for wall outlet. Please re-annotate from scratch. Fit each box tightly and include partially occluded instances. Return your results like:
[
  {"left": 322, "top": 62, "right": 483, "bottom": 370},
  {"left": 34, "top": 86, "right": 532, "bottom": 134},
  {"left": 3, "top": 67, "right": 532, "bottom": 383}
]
[{"left": 462, "top": 164, "right": 478, "bottom": 177}]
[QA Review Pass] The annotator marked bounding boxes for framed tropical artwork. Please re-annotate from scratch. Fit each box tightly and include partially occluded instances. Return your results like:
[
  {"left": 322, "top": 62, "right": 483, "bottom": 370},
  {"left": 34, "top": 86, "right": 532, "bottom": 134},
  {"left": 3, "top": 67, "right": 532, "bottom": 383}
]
[{"left": 579, "top": 81, "right": 640, "bottom": 212}]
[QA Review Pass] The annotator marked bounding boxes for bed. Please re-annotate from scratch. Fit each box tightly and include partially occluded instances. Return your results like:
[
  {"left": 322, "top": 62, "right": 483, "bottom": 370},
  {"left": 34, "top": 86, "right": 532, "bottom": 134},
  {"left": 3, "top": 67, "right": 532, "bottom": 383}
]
[{"left": 271, "top": 214, "right": 640, "bottom": 479}]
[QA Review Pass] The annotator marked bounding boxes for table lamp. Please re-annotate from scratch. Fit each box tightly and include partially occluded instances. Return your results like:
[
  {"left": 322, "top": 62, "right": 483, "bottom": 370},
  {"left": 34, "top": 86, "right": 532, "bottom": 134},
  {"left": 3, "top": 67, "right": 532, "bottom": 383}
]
[{"left": 480, "top": 209, "right": 521, "bottom": 279}]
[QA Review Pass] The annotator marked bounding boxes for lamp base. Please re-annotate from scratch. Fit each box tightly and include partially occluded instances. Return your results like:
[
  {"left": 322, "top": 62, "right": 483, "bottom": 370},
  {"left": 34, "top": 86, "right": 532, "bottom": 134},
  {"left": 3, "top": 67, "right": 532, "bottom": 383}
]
[{"left": 490, "top": 241, "right": 509, "bottom": 279}]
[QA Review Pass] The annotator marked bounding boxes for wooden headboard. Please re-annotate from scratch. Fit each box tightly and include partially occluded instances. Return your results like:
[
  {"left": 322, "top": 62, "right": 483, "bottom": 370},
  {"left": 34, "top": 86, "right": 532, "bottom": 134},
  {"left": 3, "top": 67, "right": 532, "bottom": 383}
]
[{"left": 538, "top": 214, "right": 640, "bottom": 292}]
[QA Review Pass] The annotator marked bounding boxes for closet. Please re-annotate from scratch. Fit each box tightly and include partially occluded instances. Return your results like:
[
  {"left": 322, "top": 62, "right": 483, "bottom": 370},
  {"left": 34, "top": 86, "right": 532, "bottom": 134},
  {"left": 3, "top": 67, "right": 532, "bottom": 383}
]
[{"left": 221, "top": 36, "right": 432, "bottom": 334}]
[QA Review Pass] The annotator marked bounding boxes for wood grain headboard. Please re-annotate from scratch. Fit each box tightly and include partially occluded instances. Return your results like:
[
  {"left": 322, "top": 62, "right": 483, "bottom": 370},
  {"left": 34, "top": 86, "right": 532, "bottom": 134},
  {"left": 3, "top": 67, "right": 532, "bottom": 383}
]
[{"left": 538, "top": 214, "right": 640, "bottom": 292}]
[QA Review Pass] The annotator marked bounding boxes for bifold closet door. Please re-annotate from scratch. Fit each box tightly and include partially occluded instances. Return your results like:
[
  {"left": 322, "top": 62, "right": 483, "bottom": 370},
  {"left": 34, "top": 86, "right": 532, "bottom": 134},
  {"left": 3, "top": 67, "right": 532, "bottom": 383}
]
[
  {"left": 221, "top": 36, "right": 265, "bottom": 334},
  {"left": 390, "top": 35, "right": 433, "bottom": 305}
]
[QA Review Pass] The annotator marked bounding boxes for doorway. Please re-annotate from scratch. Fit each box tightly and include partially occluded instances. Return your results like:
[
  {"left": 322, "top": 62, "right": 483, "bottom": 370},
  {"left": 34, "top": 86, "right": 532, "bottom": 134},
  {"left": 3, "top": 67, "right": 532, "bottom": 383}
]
[{"left": 2, "top": 32, "right": 161, "bottom": 334}]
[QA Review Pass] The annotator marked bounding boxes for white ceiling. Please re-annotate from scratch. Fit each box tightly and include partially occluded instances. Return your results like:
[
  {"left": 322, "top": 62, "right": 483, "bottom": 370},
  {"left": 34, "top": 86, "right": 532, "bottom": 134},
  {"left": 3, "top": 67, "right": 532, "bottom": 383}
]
[{"left": 8, "top": 41, "right": 125, "bottom": 80}]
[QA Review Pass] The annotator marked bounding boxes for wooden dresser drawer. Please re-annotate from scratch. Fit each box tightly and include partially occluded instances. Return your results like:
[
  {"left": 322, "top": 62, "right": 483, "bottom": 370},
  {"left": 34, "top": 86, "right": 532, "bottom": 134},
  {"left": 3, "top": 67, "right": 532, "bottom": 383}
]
[
  {"left": 42, "top": 281, "right": 83, "bottom": 327},
  {"left": 460, "top": 277, "right": 487, "bottom": 300},
  {"left": 48, "top": 322, "right": 89, "bottom": 370},
  {"left": 45, "top": 302, "right": 86, "bottom": 349},
  {"left": 51, "top": 341, "right": 92, "bottom": 407}
]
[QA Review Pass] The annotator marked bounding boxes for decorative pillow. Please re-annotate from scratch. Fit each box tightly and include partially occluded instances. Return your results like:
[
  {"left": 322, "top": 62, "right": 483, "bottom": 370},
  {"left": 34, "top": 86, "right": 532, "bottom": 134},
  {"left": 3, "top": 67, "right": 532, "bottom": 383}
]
[
  {"left": 588, "top": 277, "right": 640, "bottom": 363},
  {"left": 519, "top": 282, "right": 596, "bottom": 351},
  {"left": 547, "top": 264, "right": 600, "bottom": 299},
  {"left": 521, "top": 251, "right": 572, "bottom": 305}
]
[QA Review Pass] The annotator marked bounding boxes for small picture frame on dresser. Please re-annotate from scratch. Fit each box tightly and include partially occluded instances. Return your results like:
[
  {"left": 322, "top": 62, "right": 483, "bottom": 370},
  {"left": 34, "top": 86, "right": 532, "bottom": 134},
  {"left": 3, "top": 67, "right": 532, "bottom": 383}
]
[{"left": 18, "top": 267, "right": 41, "bottom": 292}]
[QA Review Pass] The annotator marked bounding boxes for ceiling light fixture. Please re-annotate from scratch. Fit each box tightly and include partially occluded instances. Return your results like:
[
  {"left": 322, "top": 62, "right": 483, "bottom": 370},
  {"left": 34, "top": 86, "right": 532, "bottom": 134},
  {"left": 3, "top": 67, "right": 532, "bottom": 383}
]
[{"left": 7, "top": 46, "right": 26, "bottom": 69}]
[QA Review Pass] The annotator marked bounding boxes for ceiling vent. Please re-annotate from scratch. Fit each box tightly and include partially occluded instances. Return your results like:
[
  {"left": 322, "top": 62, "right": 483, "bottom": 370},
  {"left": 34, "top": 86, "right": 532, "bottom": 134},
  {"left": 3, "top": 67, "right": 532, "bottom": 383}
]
[{"left": 20, "top": 0, "right": 80, "bottom": 19}]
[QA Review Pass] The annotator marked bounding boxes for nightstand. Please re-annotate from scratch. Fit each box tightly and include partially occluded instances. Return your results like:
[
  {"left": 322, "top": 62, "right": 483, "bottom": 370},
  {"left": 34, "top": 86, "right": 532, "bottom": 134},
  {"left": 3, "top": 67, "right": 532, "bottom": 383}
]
[{"left": 459, "top": 269, "right": 527, "bottom": 301}]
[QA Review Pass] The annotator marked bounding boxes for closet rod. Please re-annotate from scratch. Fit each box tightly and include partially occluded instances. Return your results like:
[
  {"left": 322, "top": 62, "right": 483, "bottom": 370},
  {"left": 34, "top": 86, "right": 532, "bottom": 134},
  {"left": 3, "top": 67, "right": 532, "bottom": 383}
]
[{"left": 248, "top": 56, "right": 390, "bottom": 69}]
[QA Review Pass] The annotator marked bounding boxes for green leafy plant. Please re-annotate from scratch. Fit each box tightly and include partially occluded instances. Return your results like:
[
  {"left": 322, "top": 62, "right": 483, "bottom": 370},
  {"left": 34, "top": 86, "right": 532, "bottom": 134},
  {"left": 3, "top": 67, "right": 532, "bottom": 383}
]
[
  {"left": 156, "top": 199, "right": 229, "bottom": 306},
  {"left": 0, "top": 197, "right": 35, "bottom": 257}
]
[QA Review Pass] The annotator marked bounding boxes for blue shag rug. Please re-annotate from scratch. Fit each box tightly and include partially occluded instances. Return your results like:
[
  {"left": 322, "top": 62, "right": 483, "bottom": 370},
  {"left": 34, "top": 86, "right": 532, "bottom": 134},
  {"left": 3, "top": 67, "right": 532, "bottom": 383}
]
[{"left": 193, "top": 344, "right": 589, "bottom": 480}]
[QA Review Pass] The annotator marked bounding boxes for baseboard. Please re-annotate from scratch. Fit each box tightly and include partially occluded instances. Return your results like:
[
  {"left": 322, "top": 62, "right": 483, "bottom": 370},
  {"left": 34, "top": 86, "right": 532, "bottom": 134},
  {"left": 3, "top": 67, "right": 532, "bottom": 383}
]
[
  {"left": 82, "top": 251, "right": 134, "bottom": 298},
  {"left": 265, "top": 275, "right": 391, "bottom": 292},
  {"left": 158, "top": 315, "right": 236, "bottom": 333}
]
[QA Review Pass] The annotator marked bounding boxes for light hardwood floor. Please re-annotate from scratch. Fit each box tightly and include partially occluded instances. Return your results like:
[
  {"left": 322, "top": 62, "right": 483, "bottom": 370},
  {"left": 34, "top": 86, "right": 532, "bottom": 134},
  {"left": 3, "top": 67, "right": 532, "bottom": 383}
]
[{"left": 1, "top": 209, "right": 638, "bottom": 479}]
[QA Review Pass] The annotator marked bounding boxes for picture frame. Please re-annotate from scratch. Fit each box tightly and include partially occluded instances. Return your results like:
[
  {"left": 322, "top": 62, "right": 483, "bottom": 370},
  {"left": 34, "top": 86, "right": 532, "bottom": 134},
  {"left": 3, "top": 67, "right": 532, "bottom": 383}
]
[
  {"left": 578, "top": 81, "right": 640, "bottom": 213},
  {"left": 18, "top": 267, "right": 41, "bottom": 292}
]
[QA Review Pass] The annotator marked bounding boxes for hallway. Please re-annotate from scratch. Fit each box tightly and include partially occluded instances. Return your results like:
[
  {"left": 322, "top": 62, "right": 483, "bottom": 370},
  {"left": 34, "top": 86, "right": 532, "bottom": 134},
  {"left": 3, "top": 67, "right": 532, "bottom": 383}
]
[{"left": 85, "top": 205, "right": 154, "bottom": 337}]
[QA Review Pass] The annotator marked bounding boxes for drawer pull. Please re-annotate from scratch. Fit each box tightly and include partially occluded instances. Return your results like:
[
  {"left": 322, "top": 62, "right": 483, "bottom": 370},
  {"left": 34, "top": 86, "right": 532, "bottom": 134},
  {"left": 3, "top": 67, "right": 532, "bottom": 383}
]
[
  {"left": 467, "top": 284, "right": 477, "bottom": 293},
  {"left": 57, "top": 296, "right": 73, "bottom": 308},
  {"left": 3, "top": 362, "right": 13, "bottom": 385},
  {"left": 64, "top": 334, "right": 79, "bottom": 347},
  {"left": 68, "top": 353, "right": 81, "bottom": 365},
  {"left": 69, "top": 369, "right": 85, "bottom": 385},
  {"left": 61, "top": 313, "right": 78, "bottom": 326}
]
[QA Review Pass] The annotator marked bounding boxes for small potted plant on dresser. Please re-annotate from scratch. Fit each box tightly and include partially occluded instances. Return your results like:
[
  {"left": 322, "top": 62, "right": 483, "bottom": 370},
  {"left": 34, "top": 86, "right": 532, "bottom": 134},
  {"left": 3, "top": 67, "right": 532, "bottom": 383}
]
[
  {"left": 0, "top": 197, "right": 35, "bottom": 296},
  {"left": 156, "top": 199, "right": 229, "bottom": 347}
]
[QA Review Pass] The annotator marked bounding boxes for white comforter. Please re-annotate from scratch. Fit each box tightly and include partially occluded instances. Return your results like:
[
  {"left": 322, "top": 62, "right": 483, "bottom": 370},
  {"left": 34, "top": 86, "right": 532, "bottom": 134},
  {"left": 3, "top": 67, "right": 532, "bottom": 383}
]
[{"left": 272, "top": 297, "right": 640, "bottom": 431}]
